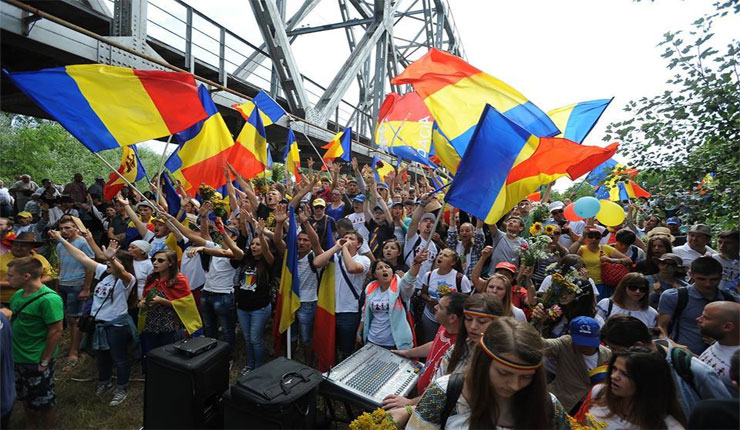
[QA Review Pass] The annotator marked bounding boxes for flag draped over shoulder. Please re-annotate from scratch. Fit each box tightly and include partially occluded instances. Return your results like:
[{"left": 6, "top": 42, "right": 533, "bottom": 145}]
[
  {"left": 166, "top": 84, "right": 235, "bottom": 195},
  {"left": 392, "top": 48, "right": 558, "bottom": 158},
  {"left": 139, "top": 276, "right": 202, "bottom": 335},
  {"left": 228, "top": 106, "right": 269, "bottom": 179},
  {"left": 547, "top": 98, "right": 612, "bottom": 144},
  {"left": 104, "top": 145, "right": 147, "bottom": 201},
  {"left": 375, "top": 92, "right": 435, "bottom": 166},
  {"left": 284, "top": 128, "right": 302, "bottom": 182},
  {"left": 445, "top": 105, "right": 618, "bottom": 224},
  {"left": 233, "top": 90, "right": 288, "bottom": 126},
  {"left": 4, "top": 64, "right": 207, "bottom": 152},
  {"left": 322, "top": 127, "right": 352, "bottom": 163},
  {"left": 313, "top": 222, "right": 336, "bottom": 372}
]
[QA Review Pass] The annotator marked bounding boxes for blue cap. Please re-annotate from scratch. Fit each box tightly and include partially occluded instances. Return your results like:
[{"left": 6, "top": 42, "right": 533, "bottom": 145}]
[
  {"left": 666, "top": 217, "right": 680, "bottom": 225},
  {"left": 570, "top": 316, "right": 601, "bottom": 348},
  {"left": 352, "top": 194, "right": 365, "bottom": 203},
  {"left": 377, "top": 183, "right": 389, "bottom": 190}
]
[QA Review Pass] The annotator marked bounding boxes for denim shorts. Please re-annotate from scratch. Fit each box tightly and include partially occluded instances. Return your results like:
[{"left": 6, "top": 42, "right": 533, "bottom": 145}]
[
  {"left": 295, "top": 301, "right": 317, "bottom": 346},
  {"left": 15, "top": 361, "right": 56, "bottom": 410},
  {"left": 58, "top": 285, "right": 87, "bottom": 317}
]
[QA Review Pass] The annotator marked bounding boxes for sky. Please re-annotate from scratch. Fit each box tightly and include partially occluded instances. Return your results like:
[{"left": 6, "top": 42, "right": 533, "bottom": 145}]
[{"left": 134, "top": 0, "right": 733, "bottom": 189}]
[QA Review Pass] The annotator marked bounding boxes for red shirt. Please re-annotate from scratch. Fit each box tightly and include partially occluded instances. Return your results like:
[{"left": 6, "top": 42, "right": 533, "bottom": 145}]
[{"left": 417, "top": 325, "right": 457, "bottom": 394}]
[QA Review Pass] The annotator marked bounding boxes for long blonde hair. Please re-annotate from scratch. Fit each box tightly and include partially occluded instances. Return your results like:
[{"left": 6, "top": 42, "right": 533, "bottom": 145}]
[{"left": 486, "top": 274, "right": 513, "bottom": 316}]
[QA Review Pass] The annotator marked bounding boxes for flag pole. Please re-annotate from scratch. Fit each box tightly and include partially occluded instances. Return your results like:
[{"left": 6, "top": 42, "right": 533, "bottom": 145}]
[
  {"left": 93, "top": 152, "right": 159, "bottom": 210},
  {"left": 286, "top": 325, "right": 292, "bottom": 360},
  {"left": 296, "top": 128, "right": 332, "bottom": 172},
  {"left": 155, "top": 135, "right": 175, "bottom": 203}
]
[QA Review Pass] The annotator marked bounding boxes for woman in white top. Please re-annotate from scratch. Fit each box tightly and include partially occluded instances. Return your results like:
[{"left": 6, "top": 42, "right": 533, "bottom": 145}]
[
  {"left": 420, "top": 248, "right": 472, "bottom": 344},
  {"left": 50, "top": 232, "right": 136, "bottom": 406},
  {"left": 485, "top": 274, "right": 527, "bottom": 321},
  {"left": 596, "top": 273, "right": 658, "bottom": 328},
  {"left": 582, "top": 347, "right": 686, "bottom": 429}
]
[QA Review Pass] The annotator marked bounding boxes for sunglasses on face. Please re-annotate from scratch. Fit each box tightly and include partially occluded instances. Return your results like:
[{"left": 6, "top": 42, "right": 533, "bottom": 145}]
[
  {"left": 151, "top": 257, "right": 167, "bottom": 263},
  {"left": 552, "top": 210, "right": 564, "bottom": 215},
  {"left": 626, "top": 284, "right": 649, "bottom": 293}
]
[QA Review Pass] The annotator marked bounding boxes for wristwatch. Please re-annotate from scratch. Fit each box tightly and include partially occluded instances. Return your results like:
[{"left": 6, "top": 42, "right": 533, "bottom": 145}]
[{"left": 39, "top": 359, "right": 49, "bottom": 367}]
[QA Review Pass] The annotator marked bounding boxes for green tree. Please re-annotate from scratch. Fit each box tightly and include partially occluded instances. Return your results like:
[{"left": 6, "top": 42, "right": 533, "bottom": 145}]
[{"left": 603, "top": 1, "right": 739, "bottom": 230}]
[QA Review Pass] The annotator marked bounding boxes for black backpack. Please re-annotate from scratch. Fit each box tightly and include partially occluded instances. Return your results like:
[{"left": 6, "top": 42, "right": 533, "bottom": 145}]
[{"left": 670, "top": 287, "right": 735, "bottom": 340}]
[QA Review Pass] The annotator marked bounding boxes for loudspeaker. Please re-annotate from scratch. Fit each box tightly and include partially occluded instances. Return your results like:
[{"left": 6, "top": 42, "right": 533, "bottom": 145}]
[{"left": 143, "top": 337, "right": 229, "bottom": 429}]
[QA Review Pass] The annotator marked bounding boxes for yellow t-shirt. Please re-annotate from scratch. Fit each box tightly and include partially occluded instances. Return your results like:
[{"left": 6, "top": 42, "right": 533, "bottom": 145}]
[
  {"left": 578, "top": 245, "right": 615, "bottom": 284},
  {"left": 0, "top": 252, "right": 54, "bottom": 303}
]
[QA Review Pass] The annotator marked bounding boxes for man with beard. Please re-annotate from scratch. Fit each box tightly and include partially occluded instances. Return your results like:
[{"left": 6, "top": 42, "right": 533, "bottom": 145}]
[{"left": 698, "top": 301, "right": 740, "bottom": 392}]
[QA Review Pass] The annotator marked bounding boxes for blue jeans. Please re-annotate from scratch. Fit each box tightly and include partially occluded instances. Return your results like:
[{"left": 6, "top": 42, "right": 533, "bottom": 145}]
[
  {"left": 58, "top": 285, "right": 87, "bottom": 317},
  {"left": 293, "top": 301, "right": 317, "bottom": 346},
  {"left": 200, "top": 291, "right": 236, "bottom": 356},
  {"left": 335, "top": 312, "right": 360, "bottom": 356},
  {"left": 96, "top": 324, "right": 132, "bottom": 388},
  {"left": 236, "top": 304, "right": 272, "bottom": 370}
]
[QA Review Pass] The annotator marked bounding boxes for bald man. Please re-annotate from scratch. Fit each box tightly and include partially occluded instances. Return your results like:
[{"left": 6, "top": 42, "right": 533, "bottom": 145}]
[{"left": 698, "top": 301, "right": 740, "bottom": 390}]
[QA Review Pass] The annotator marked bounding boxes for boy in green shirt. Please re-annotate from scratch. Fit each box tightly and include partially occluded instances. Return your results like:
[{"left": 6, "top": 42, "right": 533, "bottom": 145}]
[{"left": 8, "top": 256, "right": 63, "bottom": 429}]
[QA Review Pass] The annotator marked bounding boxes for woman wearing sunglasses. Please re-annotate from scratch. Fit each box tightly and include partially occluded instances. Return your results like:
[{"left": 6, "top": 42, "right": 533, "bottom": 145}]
[
  {"left": 572, "top": 226, "right": 631, "bottom": 299},
  {"left": 596, "top": 273, "right": 658, "bottom": 329}
]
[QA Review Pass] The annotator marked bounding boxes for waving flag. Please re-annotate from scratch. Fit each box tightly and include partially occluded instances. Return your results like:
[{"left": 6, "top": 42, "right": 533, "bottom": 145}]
[
  {"left": 375, "top": 92, "right": 435, "bottom": 166},
  {"left": 609, "top": 180, "right": 651, "bottom": 201},
  {"left": 160, "top": 172, "right": 181, "bottom": 216},
  {"left": 166, "top": 85, "right": 235, "bottom": 195},
  {"left": 372, "top": 156, "right": 395, "bottom": 184},
  {"left": 430, "top": 121, "right": 461, "bottom": 175},
  {"left": 313, "top": 222, "right": 337, "bottom": 372},
  {"left": 228, "top": 106, "right": 268, "bottom": 179},
  {"left": 233, "top": 90, "right": 288, "bottom": 126},
  {"left": 445, "top": 105, "right": 618, "bottom": 224},
  {"left": 284, "top": 128, "right": 302, "bottom": 182},
  {"left": 586, "top": 159, "right": 618, "bottom": 186},
  {"left": 104, "top": 145, "right": 147, "bottom": 201},
  {"left": 392, "top": 49, "right": 558, "bottom": 158},
  {"left": 5, "top": 65, "right": 207, "bottom": 152},
  {"left": 276, "top": 206, "right": 300, "bottom": 333},
  {"left": 547, "top": 98, "right": 612, "bottom": 144},
  {"left": 322, "top": 127, "right": 352, "bottom": 164}
]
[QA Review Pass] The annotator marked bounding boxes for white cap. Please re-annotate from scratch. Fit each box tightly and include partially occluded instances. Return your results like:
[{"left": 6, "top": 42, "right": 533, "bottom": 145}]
[
  {"left": 549, "top": 201, "right": 565, "bottom": 212},
  {"left": 129, "top": 240, "right": 152, "bottom": 254}
]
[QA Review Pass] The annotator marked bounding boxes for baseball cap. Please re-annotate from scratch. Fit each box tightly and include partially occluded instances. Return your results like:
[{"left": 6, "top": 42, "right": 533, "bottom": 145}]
[
  {"left": 549, "top": 201, "right": 565, "bottom": 212},
  {"left": 570, "top": 316, "right": 601, "bottom": 348},
  {"left": 689, "top": 224, "right": 712, "bottom": 237},
  {"left": 391, "top": 201, "right": 403, "bottom": 208},
  {"left": 352, "top": 195, "right": 366, "bottom": 203},
  {"left": 420, "top": 213, "right": 436, "bottom": 223},
  {"left": 495, "top": 262, "right": 517, "bottom": 275},
  {"left": 150, "top": 217, "right": 166, "bottom": 225},
  {"left": 136, "top": 201, "right": 154, "bottom": 210},
  {"left": 653, "top": 253, "right": 683, "bottom": 267},
  {"left": 17, "top": 211, "right": 33, "bottom": 218},
  {"left": 129, "top": 240, "right": 152, "bottom": 255},
  {"left": 665, "top": 217, "right": 680, "bottom": 225},
  {"left": 312, "top": 198, "right": 326, "bottom": 207},
  {"left": 377, "top": 183, "right": 389, "bottom": 190}
]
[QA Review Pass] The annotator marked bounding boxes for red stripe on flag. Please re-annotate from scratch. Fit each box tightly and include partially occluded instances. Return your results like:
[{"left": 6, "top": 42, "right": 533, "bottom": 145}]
[
  {"left": 391, "top": 48, "right": 481, "bottom": 97},
  {"left": 313, "top": 307, "right": 336, "bottom": 372},
  {"left": 179, "top": 148, "right": 232, "bottom": 191},
  {"left": 228, "top": 142, "right": 266, "bottom": 179},
  {"left": 133, "top": 69, "right": 207, "bottom": 134}
]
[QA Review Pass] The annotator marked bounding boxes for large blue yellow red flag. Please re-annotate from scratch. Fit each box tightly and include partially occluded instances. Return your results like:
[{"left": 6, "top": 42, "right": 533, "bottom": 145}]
[
  {"left": 4, "top": 65, "right": 207, "bottom": 152},
  {"left": 430, "top": 121, "right": 462, "bottom": 175},
  {"left": 392, "top": 49, "right": 558, "bottom": 156},
  {"left": 276, "top": 206, "right": 301, "bottom": 333},
  {"left": 103, "top": 145, "right": 148, "bottom": 201},
  {"left": 445, "top": 105, "right": 618, "bottom": 224},
  {"left": 375, "top": 92, "right": 435, "bottom": 166},
  {"left": 313, "top": 221, "right": 337, "bottom": 371},
  {"left": 166, "top": 85, "right": 235, "bottom": 195},
  {"left": 609, "top": 180, "right": 651, "bottom": 201},
  {"left": 284, "top": 128, "right": 302, "bottom": 182},
  {"left": 547, "top": 99, "right": 613, "bottom": 144},
  {"left": 228, "top": 106, "right": 269, "bottom": 179},
  {"left": 233, "top": 90, "right": 288, "bottom": 126},
  {"left": 372, "top": 156, "right": 395, "bottom": 184},
  {"left": 322, "top": 127, "right": 352, "bottom": 163}
]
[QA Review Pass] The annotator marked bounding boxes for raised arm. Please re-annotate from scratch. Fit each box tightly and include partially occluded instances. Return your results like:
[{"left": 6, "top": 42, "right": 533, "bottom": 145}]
[
  {"left": 351, "top": 158, "right": 366, "bottom": 194},
  {"left": 290, "top": 174, "right": 318, "bottom": 208},
  {"left": 255, "top": 219, "right": 274, "bottom": 265},
  {"left": 48, "top": 230, "right": 98, "bottom": 272},
  {"left": 102, "top": 240, "right": 134, "bottom": 285},
  {"left": 163, "top": 212, "right": 204, "bottom": 246},
  {"left": 228, "top": 163, "right": 259, "bottom": 210},
  {"left": 407, "top": 195, "right": 431, "bottom": 242},
  {"left": 273, "top": 205, "right": 288, "bottom": 256},
  {"left": 312, "top": 238, "right": 342, "bottom": 268},
  {"left": 80, "top": 230, "right": 106, "bottom": 261},
  {"left": 117, "top": 192, "right": 148, "bottom": 238},
  {"left": 471, "top": 246, "right": 493, "bottom": 292}
]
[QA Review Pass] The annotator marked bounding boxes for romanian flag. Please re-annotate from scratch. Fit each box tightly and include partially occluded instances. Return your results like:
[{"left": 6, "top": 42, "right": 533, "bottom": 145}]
[
  {"left": 445, "top": 105, "right": 618, "bottom": 224},
  {"left": 166, "top": 85, "right": 235, "bottom": 195},
  {"left": 139, "top": 275, "right": 202, "bottom": 335},
  {"left": 586, "top": 159, "right": 618, "bottom": 186},
  {"left": 430, "top": 121, "right": 462, "bottom": 174},
  {"left": 228, "top": 106, "right": 269, "bottom": 179},
  {"left": 104, "top": 145, "right": 147, "bottom": 201},
  {"left": 547, "top": 99, "right": 613, "bottom": 144},
  {"left": 4, "top": 65, "right": 207, "bottom": 152},
  {"left": 375, "top": 92, "right": 435, "bottom": 166},
  {"left": 276, "top": 207, "right": 300, "bottom": 333},
  {"left": 322, "top": 127, "right": 352, "bottom": 164},
  {"left": 392, "top": 48, "right": 558, "bottom": 156},
  {"left": 233, "top": 90, "right": 288, "bottom": 126},
  {"left": 284, "top": 128, "right": 302, "bottom": 182},
  {"left": 589, "top": 363, "right": 609, "bottom": 384},
  {"left": 160, "top": 172, "right": 182, "bottom": 217},
  {"left": 609, "top": 180, "right": 651, "bottom": 201},
  {"left": 372, "top": 156, "right": 395, "bottom": 184},
  {"left": 313, "top": 222, "right": 337, "bottom": 372}
]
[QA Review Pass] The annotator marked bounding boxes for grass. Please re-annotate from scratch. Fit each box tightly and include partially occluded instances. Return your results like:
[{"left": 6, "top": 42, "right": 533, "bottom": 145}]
[{"left": 8, "top": 324, "right": 354, "bottom": 429}]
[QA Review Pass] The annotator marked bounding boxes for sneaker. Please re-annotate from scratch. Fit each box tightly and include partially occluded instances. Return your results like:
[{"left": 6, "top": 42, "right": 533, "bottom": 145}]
[
  {"left": 109, "top": 388, "right": 128, "bottom": 406},
  {"left": 239, "top": 366, "right": 252, "bottom": 377},
  {"left": 96, "top": 381, "right": 114, "bottom": 397}
]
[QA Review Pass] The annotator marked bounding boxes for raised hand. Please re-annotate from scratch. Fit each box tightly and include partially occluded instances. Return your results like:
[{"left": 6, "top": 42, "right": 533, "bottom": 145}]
[
  {"left": 255, "top": 218, "right": 266, "bottom": 236},
  {"left": 274, "top": 205, "right": 288, "bottom": 224},
  {"left": 48, "top": 230, "right": 62, "bottom": 241},
  {"left": 413, "top": 248, "right": 429, "bottom": 265},
  {"left": 480, "top": 245, "right": 493, "bottom": 260},
  {"left": 102, "top": 239, "right": 120, "bottom": 259},
  {"left": 116, "top": 192, "right": 129, "bottom": 207}
]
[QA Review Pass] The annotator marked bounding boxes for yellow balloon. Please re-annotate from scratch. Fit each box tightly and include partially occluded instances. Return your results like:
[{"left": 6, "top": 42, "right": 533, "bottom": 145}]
[{"left": 596, "top": 200, "right": 626, "bottom": 227}]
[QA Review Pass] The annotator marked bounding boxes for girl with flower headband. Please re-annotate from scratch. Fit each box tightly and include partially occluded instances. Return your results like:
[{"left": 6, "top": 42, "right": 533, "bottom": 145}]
[
  {"left": 433, "top": 293, "right": 503, "bottom": 381},
  {"left": 406, "top": 317, "right": 570, "bottom": 429}
]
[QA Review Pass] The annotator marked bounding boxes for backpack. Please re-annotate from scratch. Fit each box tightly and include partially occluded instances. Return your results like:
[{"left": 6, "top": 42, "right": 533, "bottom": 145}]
[
  {"left": 306, "top": 252, "right": 322, "bottom": 285},
  {"left": 670, "top": 287, "right": 735, "bottom": 340},
  {"left": 403, "top": 236, "right": 423, "bottom": 263},
  {"left": 425, "top": 271, "right": 465, "bottom": 294}
]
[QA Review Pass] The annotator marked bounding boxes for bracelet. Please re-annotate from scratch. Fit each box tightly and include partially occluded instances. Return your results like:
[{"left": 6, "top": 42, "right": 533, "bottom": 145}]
[{"left": 405, "top": 405, "right": 413, "bottom": 416}]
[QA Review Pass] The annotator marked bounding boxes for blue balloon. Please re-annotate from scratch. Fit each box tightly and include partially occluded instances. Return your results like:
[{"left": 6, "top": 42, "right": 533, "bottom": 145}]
[{"left": 574, "top": 196, "right": 601, "bottom": 218}]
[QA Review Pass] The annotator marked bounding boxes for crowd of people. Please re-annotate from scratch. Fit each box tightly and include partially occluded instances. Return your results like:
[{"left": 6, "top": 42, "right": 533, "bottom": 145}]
[{"left": 0, "top": 160, "right": 738, "bottom": 429}]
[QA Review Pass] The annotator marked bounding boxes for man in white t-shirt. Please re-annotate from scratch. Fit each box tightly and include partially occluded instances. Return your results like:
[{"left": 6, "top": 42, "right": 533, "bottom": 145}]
[
  {"left": 346, "top": 195, "right": 370, "bottom": 244},
  {"left": 313, "top": 230, "right": 370, "bottom": 359},
  {"left": 673, "top": 224, "right": 716, "bottom": 268},
  {"left": 714, "top": 230, "right": 739, "bottom": 294},
  {"left": 404, "top": 197, "right": 439, "bottom": 290},
  {"left": 698, "top": 301, "right": 740, "bottom": 392}
]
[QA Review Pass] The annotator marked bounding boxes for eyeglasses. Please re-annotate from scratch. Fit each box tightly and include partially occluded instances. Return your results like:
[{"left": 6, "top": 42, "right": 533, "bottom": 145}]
[
  {"left": 151, "top": 258, "right": 167, "bottom": 263},
  {"left": 626, "top": 284, "right": 649, "bottom": 293}
]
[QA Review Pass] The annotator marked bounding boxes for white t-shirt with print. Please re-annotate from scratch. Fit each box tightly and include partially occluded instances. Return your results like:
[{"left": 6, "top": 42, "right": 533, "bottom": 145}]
[
  {"left": 699, "top": 342, "right": 738, "bottom": 387},
  {"left": 142, "top": 230, "right": 170, "bottom": 257},
  {"left": 346, "top": 212, "right": 370, "bottom": 244},
  {"left": 203, "top": 240, "right": 237, "bottom": 294},
  {"left": 404, "top": 233, "right": 438, "bottom": 290},
  {"left": 91, "top": 263, "right": 135, "bottom": 322},
  {"left": 367, "top": 288, "right": 395, "bottom": 347},
  {"left": 422, "top": 269, "right": 471, "bottom": 321},
  {"left": 334, "top": 252, "right": 371, "bottom": 313}
]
